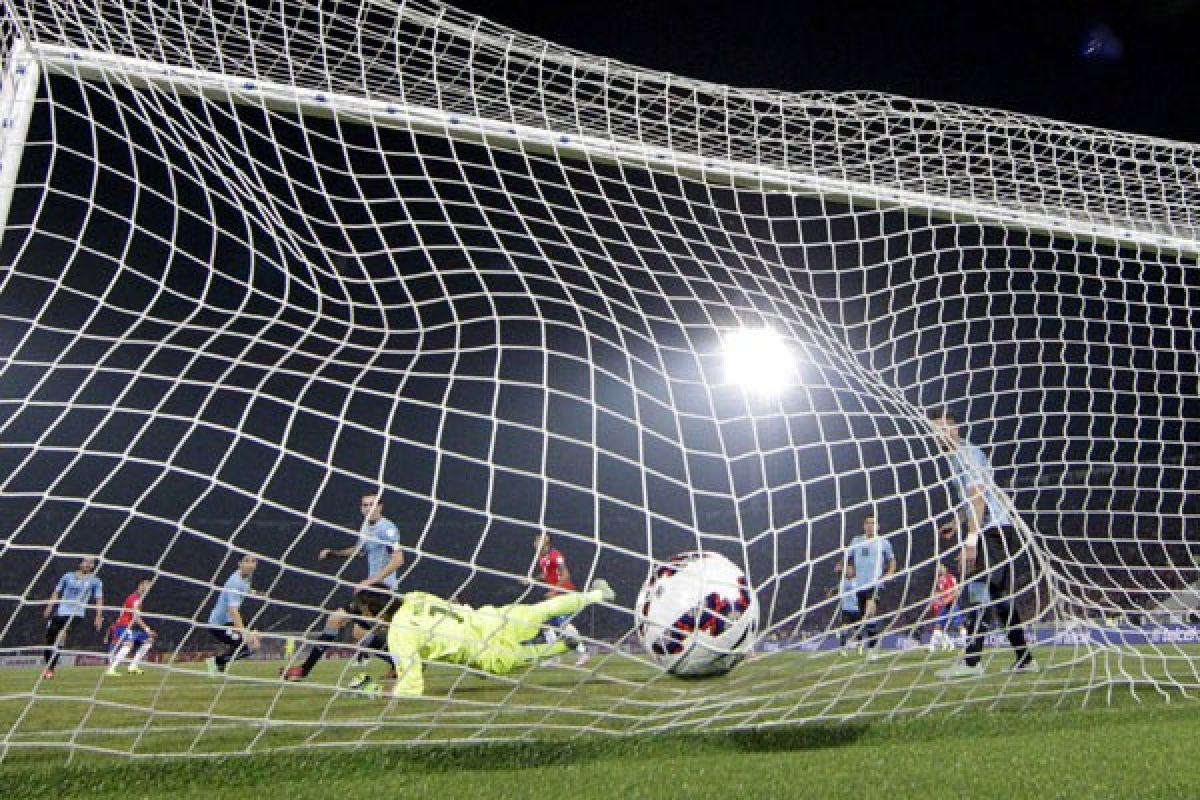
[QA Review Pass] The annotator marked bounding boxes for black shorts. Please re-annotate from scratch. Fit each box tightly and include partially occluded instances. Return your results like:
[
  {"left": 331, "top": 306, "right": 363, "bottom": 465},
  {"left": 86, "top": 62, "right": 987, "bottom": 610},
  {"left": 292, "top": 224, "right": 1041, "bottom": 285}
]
[
  {"left": 855, "top": 587, "right": 881, "bottom": 610},
  {"left": 46, "top": 615, "right": 74, "bottom": 641},
  {"left": 838, "top": 608, "right": 863, "bottom": 627},
  {"left": 965, "top": 525, "right": 1029, "bottom": 601},
  {"left": 208, "top": 625, "right": 244, "bottom": 649},
  {"left": 342, "top": 582, "right": 395, "bottom": 627}
]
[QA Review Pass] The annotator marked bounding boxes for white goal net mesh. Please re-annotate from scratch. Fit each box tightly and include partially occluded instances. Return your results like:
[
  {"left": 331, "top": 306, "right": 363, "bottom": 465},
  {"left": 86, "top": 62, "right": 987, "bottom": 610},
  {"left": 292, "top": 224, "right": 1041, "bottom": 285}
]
[{"left": 1, "top": 0, "right": 1198, "bottom": 761}]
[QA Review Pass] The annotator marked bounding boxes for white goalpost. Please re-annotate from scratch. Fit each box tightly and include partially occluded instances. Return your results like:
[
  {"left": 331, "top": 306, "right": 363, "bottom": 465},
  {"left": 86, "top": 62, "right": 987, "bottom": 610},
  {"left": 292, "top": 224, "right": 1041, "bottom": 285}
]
[{"left": 1, "top": 0, "right": 1198, "bottom": 761}]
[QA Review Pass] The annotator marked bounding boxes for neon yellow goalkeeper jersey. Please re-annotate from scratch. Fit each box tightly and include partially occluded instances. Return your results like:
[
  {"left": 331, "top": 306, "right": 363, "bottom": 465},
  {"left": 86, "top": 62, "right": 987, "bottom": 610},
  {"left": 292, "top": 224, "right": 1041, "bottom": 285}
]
[{"left": 387, "top": 591, "right": 529, "bottom": 696}]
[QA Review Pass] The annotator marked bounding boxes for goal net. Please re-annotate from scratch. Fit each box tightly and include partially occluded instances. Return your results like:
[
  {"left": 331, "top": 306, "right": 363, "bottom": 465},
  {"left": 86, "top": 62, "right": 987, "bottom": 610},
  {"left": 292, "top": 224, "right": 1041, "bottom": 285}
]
[{"left": 1, "top": 0, "right": 1197, "bottom": 761}]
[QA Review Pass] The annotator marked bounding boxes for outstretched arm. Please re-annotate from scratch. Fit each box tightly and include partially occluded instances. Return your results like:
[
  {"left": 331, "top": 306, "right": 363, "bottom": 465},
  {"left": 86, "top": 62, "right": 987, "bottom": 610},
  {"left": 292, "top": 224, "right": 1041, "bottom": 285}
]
[{"left": 319, "top": 545, "right": 360, "bottom": 560}]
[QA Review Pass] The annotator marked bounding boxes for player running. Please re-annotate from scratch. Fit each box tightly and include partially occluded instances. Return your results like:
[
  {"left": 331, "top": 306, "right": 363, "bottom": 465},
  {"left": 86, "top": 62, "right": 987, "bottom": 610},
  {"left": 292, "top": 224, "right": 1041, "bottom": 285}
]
[
  {"left": 107, "top": 576, "right": 156, "bottom": 675},
  {"left": 532, "top": 533, "right": 589, "bottom": 666},
  {"left": 845, "top": 514, "right": 897, "bottom": 657},
  {"left": 42, "top": 557, "right": 104, "bottom": 679},
  {"left": 284, "top": 491, "right": 404, "bottom": 684},
  {"left": 360, "top": 579, "right": 615, "bottom": 697},
  {"left": 204, "top": 554, "right": 260, "bottom": 674}
]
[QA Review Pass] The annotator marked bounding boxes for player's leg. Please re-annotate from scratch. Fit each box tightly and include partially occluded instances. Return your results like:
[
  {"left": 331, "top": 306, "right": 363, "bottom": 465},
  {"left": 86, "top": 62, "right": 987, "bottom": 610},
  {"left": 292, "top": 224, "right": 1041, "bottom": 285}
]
[
  {"left": 928, "top": 615, "right": 943, "bottom": 650},
  {"left": 853, "top": 590, "right": 877, "bottom": 652},
  {"left": 43, "top": 616, "right": 71, "bottom": 675},
  {"left": 540, "top": 613, "right": 566, "bottom": 665},
  {"left": 340, "top": 585, "right": 400, "bottom": 688},
  {"left": 961, "top": 577, "right": 991, "bottom": 668},
  {"left": 543, "top": 614, "right": 562, "bottom": 645},
  {"left": 933, "top": 606, "right": 954, "bottom": 650},
  {"left": 128, "top": 630, "right": 154, "bottom": 673},
  {"left": 107, "top": 627, "right": 132, "bottom": 675},
  {"left": 207, "top": 626, "right": 252, "bottom": 672},
  {"left": 205, "top": 626, "right": 233, "bottom": 673},
  {"left": 838, "top": 608, "right": 862, "bottom": 653},
  {"left": 989, "top": 527, "right": 1033, "bottom": 669},
  {"left": 934, "top": 583, "right": 989, "bottom": 678},
  {"left": 501, "top": 582, "right": 612, "bottom": 642},
  {"left": 344, "top": 622, "right": 397, "bottom": 690},
  {"left": 287, "top": 607, "right": 351, "bottom": 680},
  {"left": 514, "top": 639, "right": 569, "bottom": 666}
]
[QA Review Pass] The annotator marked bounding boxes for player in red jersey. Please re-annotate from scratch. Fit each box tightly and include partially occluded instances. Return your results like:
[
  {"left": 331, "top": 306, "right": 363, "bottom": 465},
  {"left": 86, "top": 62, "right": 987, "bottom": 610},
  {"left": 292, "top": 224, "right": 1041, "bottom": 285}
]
[
  {"left": 106, "top": 577, "right": 156, "bottom": 675},
  {"left": 532, "top": 533, "right": 588, "bottom": 666},
  {"left": 927, "top": 563, "right": 963, "bottom": 651}
]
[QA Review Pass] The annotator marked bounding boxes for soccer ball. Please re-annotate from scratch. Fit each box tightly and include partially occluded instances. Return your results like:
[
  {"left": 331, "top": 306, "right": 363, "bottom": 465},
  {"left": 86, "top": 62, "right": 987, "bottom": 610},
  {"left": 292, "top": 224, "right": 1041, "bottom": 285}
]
[{"left": 635, "top": 551, "right": 759, "bottom": 677}]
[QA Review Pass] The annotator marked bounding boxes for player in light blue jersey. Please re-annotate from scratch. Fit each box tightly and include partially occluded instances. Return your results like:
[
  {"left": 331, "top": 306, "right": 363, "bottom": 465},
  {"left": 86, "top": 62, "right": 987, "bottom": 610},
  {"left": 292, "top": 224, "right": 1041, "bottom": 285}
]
[
  {"left": 826, "top": 563, "right": 863, "bottom": 653},
  {"left": 41, "top": 557, "right": 104, "bottom": 679},
  {"left": 204, "top": 554, "right": 260, "bottom": 674},
  {"left": 845, "top": 515, "right": 896, "bottom": 656},
  {"left": 929, "top": 409, "right": 1034, "bottom": 679},
  {"left": 284, "top": 490, "right": 405, "bottom": 683}
]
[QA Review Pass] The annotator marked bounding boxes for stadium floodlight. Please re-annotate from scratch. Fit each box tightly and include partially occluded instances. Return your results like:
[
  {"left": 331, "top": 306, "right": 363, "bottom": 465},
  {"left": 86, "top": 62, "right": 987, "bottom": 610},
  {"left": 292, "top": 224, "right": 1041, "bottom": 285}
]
[{"left": 722, "top": 327, "right": 795, "bottom": 396}]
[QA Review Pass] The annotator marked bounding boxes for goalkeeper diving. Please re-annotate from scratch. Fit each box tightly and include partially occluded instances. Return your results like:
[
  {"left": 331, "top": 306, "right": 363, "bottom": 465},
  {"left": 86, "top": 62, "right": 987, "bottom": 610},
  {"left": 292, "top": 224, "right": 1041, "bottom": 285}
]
[{"left": 351, "top": 579, "right": 614, "bottom": 697}]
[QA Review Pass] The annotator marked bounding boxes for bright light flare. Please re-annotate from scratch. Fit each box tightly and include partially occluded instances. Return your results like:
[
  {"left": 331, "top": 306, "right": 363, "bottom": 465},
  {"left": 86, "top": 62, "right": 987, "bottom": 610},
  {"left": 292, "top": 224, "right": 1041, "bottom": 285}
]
[{"left": 722, "top": 327, "right": 794, "bottom": 395}]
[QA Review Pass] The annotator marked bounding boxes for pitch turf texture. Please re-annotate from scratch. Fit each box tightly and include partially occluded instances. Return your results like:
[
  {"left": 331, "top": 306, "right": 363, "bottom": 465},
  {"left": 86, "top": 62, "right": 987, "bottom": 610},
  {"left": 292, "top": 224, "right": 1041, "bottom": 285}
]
[{"left": 4, "top": 646, "right": 1200, "bottom": 799}]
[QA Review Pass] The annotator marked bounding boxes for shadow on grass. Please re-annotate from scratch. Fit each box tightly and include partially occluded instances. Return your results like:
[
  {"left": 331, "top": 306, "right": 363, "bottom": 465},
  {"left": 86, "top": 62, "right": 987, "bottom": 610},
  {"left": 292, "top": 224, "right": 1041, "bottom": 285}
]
[{"left": 2, "top": 722, "right": 877, "bottom": 800}]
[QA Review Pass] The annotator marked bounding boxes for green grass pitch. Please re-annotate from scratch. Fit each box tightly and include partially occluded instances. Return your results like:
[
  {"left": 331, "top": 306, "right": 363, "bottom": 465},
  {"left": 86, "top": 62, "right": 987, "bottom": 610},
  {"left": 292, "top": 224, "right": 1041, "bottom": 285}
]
[{"left": 3, "top": 646, "right": 1200, "bottom": 799}]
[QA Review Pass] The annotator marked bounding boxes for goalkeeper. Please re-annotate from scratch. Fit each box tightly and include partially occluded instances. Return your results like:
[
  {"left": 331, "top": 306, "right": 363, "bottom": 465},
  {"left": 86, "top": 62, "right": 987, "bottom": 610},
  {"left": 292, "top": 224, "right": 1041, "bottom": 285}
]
[{"left": 356, "top": 579, "right": 614, "bottom": 697}]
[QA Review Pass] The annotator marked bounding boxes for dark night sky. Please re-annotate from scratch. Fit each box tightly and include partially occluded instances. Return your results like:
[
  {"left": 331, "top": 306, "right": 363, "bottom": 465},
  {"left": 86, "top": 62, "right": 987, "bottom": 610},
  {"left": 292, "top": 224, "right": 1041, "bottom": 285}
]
[{"left": 450, "top": 0, "right": 1200, "bottom": 143}]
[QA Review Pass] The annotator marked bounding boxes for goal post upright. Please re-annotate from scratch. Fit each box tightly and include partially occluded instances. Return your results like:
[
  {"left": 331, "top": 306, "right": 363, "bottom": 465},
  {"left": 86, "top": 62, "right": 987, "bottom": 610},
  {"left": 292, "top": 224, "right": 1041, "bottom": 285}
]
[{"left": 0, "top": 37, "right": 39, "bottom": 238}]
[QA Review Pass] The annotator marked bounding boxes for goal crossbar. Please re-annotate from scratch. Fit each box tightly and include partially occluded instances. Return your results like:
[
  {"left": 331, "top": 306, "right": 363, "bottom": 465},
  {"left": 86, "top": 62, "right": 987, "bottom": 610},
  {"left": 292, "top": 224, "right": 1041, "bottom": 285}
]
[{"left": 21, "top": 41, "right": 1200, "bottom": 259}]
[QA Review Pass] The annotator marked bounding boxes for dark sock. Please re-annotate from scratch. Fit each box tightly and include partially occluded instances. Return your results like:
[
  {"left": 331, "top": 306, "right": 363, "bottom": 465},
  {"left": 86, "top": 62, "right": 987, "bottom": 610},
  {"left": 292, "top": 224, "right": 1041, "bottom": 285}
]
[
  {"left": 964, "top": 610, "right": 987, "bottom": 667},
  {"left": 1007, "top": 618, "right": 1030, "bottom": 663},
  {"left": 866, "top": 623, "right": 881, "bottom": 649},
  {"left": 301, "top": 632, "right": 337, "bottom": 675},
  {"left": 44, "top": 627, "right": 57, "bottom": 665}
]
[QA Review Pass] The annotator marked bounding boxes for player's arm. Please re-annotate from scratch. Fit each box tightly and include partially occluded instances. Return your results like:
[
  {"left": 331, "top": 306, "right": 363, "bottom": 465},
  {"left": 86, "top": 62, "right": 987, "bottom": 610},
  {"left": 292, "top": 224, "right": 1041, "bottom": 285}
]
[
  {"left": 227, "top": 605, "right": 259, "bottom": 649},
  {"left": 319, "top": 545, "right": 360, "bottom": 560},
  {"left": 361, "top": 548, "right": 405, "bottom": 591},
  {"left": 959, "top": 483, "right": 987, "bottom": 573},
  {"left": 44, "top": 588, "right": 61, "bottom": 619},
  {"left": 92, "top": 587, "right": 104, "bottom": 631},
  {"left": 133, "top": 604, "right": 156, "bottom": 637}
]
